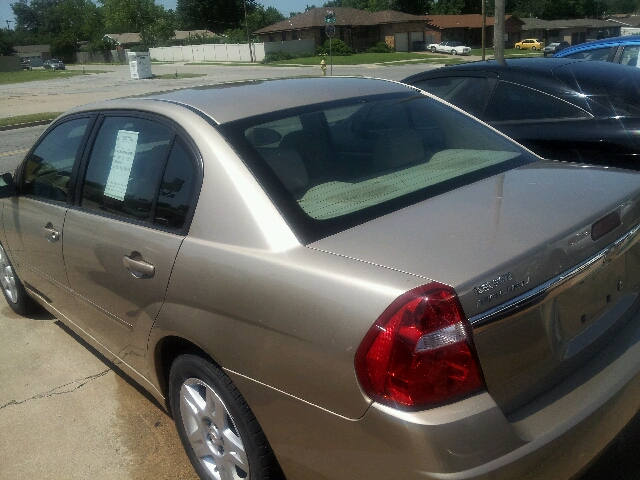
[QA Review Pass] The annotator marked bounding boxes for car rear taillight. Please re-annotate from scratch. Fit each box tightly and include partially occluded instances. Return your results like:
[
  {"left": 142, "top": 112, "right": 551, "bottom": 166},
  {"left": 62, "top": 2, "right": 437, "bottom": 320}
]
[{"left": 355, "top": 283, "right": 485, "bottom": 410}]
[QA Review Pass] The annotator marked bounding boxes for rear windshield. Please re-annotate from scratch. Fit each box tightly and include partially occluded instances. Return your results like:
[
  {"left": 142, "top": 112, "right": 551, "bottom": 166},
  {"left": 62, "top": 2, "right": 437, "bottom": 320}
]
[
  {"left": 218, "top": 92, "right": 536, "bottom": 243},
  {"left": 553, "top": 63, "right": 640, "bottom": 116}
]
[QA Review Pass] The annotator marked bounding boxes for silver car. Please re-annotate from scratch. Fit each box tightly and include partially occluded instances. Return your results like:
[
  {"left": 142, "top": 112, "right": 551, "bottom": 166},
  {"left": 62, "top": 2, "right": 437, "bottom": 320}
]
[{"left": 2, "top": 77, "right": 640, "bottom": 480}]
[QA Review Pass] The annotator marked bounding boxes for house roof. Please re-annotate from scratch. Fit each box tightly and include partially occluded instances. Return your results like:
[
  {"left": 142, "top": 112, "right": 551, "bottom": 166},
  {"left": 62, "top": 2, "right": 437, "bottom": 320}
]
[
  {"left": 104, "top": 33, "right": 141, "bottom": 45},
  {"left": 422, "top": 14, "right": 521, "bottom": 29},
  {"left": 521, "top": 17, "right": 623, "bottom": 30},
  {"left": 13, "top": 45, "right": 50, "bottom": 54},
  {"left": 174, "top": 30, "right": 218, "bottom": 40},
  {"left": 255, "top": 7, "right": 424, "bottom": 34}
]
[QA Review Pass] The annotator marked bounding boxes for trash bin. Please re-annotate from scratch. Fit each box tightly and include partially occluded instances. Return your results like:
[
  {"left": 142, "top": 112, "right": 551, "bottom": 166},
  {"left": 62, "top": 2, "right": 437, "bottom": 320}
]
[{"left": 128, "top": 52, "right": 153, "bottom": 80}]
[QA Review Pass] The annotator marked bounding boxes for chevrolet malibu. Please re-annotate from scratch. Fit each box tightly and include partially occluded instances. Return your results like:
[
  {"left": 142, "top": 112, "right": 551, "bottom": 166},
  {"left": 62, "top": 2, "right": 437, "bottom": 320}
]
[{"left": 2, "top": 77, "right": 640, "bottom": 480}]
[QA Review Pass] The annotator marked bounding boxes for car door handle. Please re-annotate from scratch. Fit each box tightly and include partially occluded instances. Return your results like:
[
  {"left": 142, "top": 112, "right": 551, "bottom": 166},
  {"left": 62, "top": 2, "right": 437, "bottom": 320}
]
[
  {"left": 42, "top": 223, "right": 60, "bottom": 243},
  {"left": 123, "top": 254, "right": 155, "bottom": 278}
]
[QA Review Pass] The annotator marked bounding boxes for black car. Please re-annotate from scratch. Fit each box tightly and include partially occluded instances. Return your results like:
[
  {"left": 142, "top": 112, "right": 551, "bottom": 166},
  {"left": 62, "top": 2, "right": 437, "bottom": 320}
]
[
  {"left": 542, "top": 41, "right": 570, "bottom": 57},
  {"left": 403, "top": 58, "right": 640, "bottom": 169}
]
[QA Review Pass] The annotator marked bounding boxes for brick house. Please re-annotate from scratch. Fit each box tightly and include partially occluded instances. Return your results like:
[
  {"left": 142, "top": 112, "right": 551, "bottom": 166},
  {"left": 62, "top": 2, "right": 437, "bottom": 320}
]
[
  {"left": 254, "top": 7, "right": 430, "bottom": 52},
  {"left": 421, "top": 15, "right": 524, "bottom": 48},
  {"left": 520, "top": 18, "right": 623, "bottom": 45}
]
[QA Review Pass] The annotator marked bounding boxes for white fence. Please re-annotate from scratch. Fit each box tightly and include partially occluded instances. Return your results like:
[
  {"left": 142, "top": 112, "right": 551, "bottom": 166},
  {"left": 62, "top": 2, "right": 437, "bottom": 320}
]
[{"left": 149, "top": 39, "right": 315, "bottom": 63}]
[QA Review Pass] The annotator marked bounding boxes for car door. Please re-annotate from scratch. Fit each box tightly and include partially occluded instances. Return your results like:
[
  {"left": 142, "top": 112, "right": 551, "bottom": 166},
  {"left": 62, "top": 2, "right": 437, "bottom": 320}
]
[
  {"left": 62, "top": 113, "right": 199, "bottom": 373},
  {"left": 2, "top": 116, "right": 93, "bottom": 318}
]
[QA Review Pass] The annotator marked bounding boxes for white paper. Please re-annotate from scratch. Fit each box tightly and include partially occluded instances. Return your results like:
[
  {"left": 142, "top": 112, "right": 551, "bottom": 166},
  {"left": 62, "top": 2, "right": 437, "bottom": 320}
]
[{"left": 104, "top": 130, "right": 139, "bottom": 201}]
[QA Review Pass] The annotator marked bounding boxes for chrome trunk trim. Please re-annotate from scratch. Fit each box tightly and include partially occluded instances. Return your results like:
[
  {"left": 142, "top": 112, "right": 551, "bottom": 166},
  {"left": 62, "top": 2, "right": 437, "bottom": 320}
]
[{"left": 469, "top": 222, "right": 640, "bottom": 329}]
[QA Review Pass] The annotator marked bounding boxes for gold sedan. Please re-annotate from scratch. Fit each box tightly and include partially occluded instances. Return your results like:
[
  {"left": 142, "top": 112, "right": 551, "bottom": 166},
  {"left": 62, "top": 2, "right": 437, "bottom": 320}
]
[{"left": 515, "top": 38, "right": 543, "bottom": 50}]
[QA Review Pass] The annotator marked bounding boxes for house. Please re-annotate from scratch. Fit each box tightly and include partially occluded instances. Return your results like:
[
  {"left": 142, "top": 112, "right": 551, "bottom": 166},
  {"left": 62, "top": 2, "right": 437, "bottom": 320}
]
[
  {"left": 520, "top": 18, "right": 623, "bottom": 46},
  {"left": 103, "top": 33, "right": 141, "bottom": 50},
  {"left": 421, "top": 14, "right": 524, "bottom": 47},
  {"left": 13, "top": 44, "right": 51, "bottom": 67},
  {"left": 254, "top": 7, "right": 430, "bottom": 52}
]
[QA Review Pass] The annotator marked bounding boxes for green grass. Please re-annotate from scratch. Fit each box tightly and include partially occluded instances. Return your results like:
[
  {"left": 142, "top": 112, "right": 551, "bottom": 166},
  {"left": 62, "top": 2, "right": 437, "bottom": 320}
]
[
  {"left": 268, "top": 52, "right": 468, "bottom": 66},
  {"left": 0, "top": 112, "right": 61, "bottom": 128},
  {"left": 0, "top": 69, "right": 107, "bottom": 85},
  {"left": 468, "top": 48, "right": 544, "bottom": 58},
  {"left": 153, "top": 73, "right": 207, "bottom": 79}
]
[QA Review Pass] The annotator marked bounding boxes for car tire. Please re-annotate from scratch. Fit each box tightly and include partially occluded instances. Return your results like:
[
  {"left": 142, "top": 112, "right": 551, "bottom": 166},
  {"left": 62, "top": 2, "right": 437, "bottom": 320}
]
[
  {"left": 532, "top": 46, "right": 537, "bottom": 50},
  {"left": 0, "top": 243, "right": 38, "bottom": 315},
  {"left": 169, "top": 354, "right": 284, "bottom": 480},
  {"left": 451, "top": 49, "right": 457, "bottom": 55},
  {"left": 431, "top": 47, "right": 436, "bottom": 53},
  {"left": 515, "top": 45, "right": 521, "bottom": 49}
]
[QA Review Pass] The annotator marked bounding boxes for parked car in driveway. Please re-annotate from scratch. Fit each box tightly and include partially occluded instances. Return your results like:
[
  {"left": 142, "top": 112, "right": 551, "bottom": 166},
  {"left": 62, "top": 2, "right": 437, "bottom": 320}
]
[
  {"left": 515, "top": 38, "right": 543, "bottom": 50},
  {"left": 4, "top": 76, "right": 640, "bottom": 480},
  {"left": 427, "top": 40, "right": 471, "bottom": 55},
  {"left": 43, "top": 58, "right": 65, "bottom": 70},
  {"left": 403, "top": 58, "right": 640, "bottom": 168},
  {"left": 554, "top": 35, "right": 640, "bottom": 67},
  {"left": 543, "top": 41, "right": 570, "bottom": 56}
]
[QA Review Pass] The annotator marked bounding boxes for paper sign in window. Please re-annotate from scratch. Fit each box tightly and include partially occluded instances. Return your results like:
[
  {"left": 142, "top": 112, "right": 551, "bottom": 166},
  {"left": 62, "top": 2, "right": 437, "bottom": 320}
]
[{"left": 104, "top": 130, "right": 139, "bottom": 201}]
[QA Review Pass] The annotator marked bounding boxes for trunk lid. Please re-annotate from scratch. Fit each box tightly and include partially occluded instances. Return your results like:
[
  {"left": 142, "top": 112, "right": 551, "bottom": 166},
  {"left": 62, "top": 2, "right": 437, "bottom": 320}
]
[{"left": 309, "top": 161, "right": 640, "bottom": 412}]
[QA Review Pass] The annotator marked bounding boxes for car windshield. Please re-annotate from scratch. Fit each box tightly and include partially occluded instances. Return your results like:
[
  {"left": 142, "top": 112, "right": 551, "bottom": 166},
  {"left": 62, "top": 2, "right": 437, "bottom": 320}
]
[{"left": 218, "top": 92, "right": 536, "bottom": 242}]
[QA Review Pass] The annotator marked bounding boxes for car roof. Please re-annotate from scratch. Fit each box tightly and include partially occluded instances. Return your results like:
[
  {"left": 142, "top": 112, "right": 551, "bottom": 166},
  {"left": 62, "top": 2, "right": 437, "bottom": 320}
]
[
  {"left": 554, "top": 34, "right": 640, "bottom": 57},
  {"left": 70, "top": 77, "right": 419, "bottom": 125},
  {"left": 403, "top": 57, "right": 584, "bottom": 79}
]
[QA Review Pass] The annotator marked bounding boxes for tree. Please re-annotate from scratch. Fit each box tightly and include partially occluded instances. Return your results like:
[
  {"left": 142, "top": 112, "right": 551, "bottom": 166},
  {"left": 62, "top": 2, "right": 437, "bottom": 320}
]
[
  {"left": 431, "top": 0, "right": 465, "bottom": 14},
  {"left": 223, "top": 5, "right": 284, "bottom": 42},
  {"left": 0, "top": 30, "right": 16, "bottom": 56},
  {"left": 12, "top": 0, "right": 103, "bottom": 41},
  {"left": 322, "top": 0, "right": 431, "bottom": 14},
  {"left": 176, "top": 0, "right": 257, "bottom": 32}
]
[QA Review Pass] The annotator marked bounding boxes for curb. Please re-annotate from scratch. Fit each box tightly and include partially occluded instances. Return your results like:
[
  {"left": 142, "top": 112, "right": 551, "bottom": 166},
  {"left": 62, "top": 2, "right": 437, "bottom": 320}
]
[{"left": 0, "top": 119, "right": 53, "bottom": 132}]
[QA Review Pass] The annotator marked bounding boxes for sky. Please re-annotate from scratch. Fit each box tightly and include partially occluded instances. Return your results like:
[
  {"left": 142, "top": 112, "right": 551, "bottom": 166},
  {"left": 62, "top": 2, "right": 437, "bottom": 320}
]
[{"left": 0, "top": 0, "right": 317, "bottom": 29}]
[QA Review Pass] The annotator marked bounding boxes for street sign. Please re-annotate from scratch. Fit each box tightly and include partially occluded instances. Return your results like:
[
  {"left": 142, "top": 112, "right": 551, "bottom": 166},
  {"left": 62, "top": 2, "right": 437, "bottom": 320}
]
[
  {"left": 324, "top": 11, "right": 336, "bottom": 23},
  {"left": 325, "top": 24, "right": 335, "bottom": 38}
]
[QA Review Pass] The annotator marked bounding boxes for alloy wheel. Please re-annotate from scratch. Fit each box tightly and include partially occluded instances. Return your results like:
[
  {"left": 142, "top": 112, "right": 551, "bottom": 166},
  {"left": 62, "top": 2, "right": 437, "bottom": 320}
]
[{"left": 180, "top": 377, "right": 250, "bottom": 480}]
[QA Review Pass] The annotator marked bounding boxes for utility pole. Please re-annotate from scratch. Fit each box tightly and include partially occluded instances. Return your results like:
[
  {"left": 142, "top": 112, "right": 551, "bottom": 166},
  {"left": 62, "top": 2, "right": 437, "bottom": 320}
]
[
  {"left": 244, "top": 0, "right": 253, "bottom": 63},
  {"left": 481, "top": 0, "right": 486, "bottom": 60},
  {"left": 494, "top": 0, "right": 506, "bottom": 64}
]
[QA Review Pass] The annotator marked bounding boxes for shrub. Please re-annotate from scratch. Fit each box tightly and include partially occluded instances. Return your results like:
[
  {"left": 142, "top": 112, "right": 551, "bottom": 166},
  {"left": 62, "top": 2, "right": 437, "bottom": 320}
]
[
  {"left": 261, "top": 51, "right": 314, "bottom": 63},
  {"left": 316, "top": 39, "right": 352, "bottom": 56},
  {"left": 366, "top": 42, "right": 392, "bottom": 54}
]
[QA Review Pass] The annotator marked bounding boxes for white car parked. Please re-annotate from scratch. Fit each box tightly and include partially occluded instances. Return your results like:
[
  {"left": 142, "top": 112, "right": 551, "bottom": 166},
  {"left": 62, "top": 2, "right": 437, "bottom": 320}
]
[{"left": 427, "top": 40, "right": 471, "bottom": 55}]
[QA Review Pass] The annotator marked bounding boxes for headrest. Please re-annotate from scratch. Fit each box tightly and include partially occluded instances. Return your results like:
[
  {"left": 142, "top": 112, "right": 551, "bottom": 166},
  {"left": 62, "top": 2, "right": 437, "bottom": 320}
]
[
  {"left": 373, "top": 130, "right": 424, "bottom": 171},
  {"left": 259, "top": 148, "right": 309, "bottom": 192}
]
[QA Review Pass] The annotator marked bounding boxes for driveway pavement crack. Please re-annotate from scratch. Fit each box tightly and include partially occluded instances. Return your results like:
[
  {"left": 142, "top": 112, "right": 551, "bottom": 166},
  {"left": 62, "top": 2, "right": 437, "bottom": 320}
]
[{"left": 0, "top": 369, "right": 111, "bottom": 410}]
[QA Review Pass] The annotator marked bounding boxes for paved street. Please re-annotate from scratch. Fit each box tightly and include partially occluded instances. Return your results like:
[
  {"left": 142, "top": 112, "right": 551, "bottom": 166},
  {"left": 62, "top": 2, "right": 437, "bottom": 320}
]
[{"left": 2, "top": 61, "right": 640, "bottom": 479}]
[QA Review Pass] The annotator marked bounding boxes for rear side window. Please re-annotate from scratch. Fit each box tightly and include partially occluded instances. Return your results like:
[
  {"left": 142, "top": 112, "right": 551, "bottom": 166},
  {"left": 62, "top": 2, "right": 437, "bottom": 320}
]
[
  {"left": 411, "top": 76, "right": 492, "bottom": 118},
  {"left": 21, "top": 117, "right": 90, "bottom": 203},
  {"left": 80, "top": 116, "right": 197, "bottom": 230},
  {"left": 485, "top": 81, "right": 591, "bottom": 122},
  {"left": 620, "top": 45, "right": 640, "bottom": 67},
  {"left": 219, "top": 92, "right": 536, "bottom": 242},
  {"left": 564, "top": 47, "right": 612, "bottom": 61}
]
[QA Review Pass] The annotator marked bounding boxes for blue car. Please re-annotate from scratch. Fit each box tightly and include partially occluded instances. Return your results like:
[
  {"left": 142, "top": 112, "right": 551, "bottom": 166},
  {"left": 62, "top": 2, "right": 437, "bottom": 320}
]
[{"left": 554, "top": 35, "right": 640, "bottom": 67}]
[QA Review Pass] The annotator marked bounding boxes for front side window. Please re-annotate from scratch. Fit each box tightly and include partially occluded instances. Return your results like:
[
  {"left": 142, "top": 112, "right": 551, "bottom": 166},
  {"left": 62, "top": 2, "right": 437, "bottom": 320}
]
[
  {"left": 485, "top": 81, "right": 591, "bottom": 123},
  {"left": 219, "top": 92, "right": 536, "bottom": 242},
  {"left": 21, "top": 117, "right": 90, "bottom": 203}
]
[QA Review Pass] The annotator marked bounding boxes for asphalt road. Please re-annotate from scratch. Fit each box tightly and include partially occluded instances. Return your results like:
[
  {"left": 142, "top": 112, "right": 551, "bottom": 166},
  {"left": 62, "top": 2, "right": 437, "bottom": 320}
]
[{"left": 2, "top": 62, "right": 640, "bottom": 479}]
